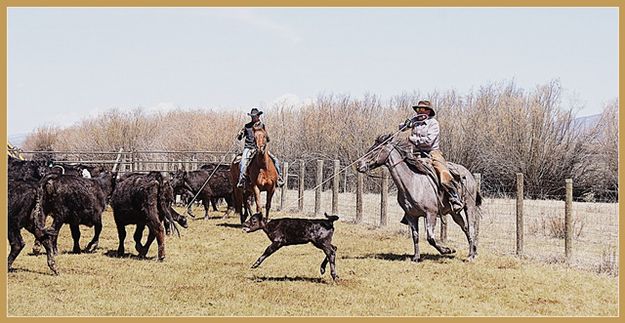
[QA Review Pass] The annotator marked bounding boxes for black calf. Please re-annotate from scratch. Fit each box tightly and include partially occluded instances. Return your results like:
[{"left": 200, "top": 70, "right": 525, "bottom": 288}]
[{"left": 243, "top": 212, "right": 339, "bottom": 280}]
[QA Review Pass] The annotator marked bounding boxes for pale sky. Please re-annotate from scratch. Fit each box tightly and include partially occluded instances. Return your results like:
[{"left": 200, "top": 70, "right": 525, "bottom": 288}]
[{"left": 7, "top": 7, "right": 619, "bottom": 135}]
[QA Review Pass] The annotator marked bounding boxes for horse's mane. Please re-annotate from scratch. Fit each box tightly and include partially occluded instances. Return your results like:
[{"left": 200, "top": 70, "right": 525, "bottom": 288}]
[
  {"left": 375, "top": 134, "right": 433, "bottom": 176},
  {"left": 375, "top": 134, "right": 412, "bottom": 154}
]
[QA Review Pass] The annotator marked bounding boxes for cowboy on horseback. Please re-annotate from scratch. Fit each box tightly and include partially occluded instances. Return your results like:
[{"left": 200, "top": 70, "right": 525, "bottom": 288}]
[
  {"left": 400, "top": 100, "right": 464, "bottom": 213},
  {"left": 236, "top": 107, "right": 284, "bottom": 188}
]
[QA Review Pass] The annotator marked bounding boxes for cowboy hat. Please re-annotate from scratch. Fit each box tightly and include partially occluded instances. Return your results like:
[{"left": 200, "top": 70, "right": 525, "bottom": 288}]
[
  {"left": 412, "top": 100, "right": 435, "bottom": 117},
  {"left": 247, "top": 107, "right": 263, "bottom": 117}
]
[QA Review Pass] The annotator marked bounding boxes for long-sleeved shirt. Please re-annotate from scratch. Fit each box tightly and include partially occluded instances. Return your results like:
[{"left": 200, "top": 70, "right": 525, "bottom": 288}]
[
  {"left": 407, "top": 117, "right": 440, "bottom": 152},
  {"left": 237, "top": 121, "right": 270, "bottom": 149}
]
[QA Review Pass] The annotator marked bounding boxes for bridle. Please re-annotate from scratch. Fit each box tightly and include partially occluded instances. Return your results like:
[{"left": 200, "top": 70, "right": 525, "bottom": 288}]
[{"left": 363, "top": 140, "right": 405, "bottom": 172}]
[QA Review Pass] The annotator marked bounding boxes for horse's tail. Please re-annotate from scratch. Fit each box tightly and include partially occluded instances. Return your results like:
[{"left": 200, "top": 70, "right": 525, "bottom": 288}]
[{"left": 475, "top": 190, "right": 482, "bottom": 207}]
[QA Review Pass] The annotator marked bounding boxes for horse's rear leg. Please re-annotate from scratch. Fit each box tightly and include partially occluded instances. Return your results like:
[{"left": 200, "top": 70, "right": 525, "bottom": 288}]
[
  {"left": 462, "top": 205, "right": 479, "bottom": 261},
  {"left": 451, "top": 207, "right": 476, "bottom": 260},
  {"left": 425, "top": 213, "right": 455, "bottom": 255}
]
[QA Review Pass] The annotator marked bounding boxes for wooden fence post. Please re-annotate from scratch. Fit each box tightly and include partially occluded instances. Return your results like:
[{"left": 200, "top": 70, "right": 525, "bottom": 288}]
[
  {"left": 380, "top": 168, "right": 389, "bottom": 227},
  {"left": 516, "top": 173, "right": 524, "bottom": 257},
  {"left": 343, "top": 169, "right": 348, "bottom": 193},
  {"left": 315, "top": 160, "right": 323, "bottom": 216},
  {"left": 356, "top": 172, "right": 363, "bottom": 224},
  {"left": 280, "top": 162, "right": 289, "bottom": 211},
  {"left": 565, "top": 178, "right": 573, "bottom": 264},
  {"left": 298, "top": 160, "right": 305, "bottom": 212},
  {"left": 130, "top": 151, "right": 135, "bottom": 171},
  {"left": 112, "top": 148, "right": 123, "bottom": 173},
  {"left": 332, "top": 160, "right": 340, "bottom": 214}
]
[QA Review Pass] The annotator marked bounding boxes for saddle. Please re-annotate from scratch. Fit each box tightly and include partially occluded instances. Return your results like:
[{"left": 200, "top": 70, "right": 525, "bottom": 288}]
[{"left": 404, "top": 152, "right": 464, "bottom": 192}]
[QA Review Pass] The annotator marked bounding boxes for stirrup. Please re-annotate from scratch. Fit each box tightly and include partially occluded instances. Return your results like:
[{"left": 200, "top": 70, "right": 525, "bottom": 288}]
[{"left": 450, "top": 199, "right": 464, "bottom": 213}]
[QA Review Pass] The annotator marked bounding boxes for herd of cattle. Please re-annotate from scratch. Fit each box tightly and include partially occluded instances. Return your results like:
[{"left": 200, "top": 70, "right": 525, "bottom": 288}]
[{"left": 7, "top": 156, "right": 236, "bottom": 275}]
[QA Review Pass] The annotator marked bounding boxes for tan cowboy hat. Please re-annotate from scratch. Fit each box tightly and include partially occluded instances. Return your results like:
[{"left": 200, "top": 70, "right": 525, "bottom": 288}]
[
  {"left": 412, "top": 100, "right": 436, "bottom": 117},
  {"left": 247, "top": 107, "right": 263, "bottom": 117}
]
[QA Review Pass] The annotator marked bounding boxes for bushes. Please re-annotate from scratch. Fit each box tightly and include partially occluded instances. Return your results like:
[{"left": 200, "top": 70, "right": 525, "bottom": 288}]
[{"left": 21, "top": 80, "right": 618, "bottom": 201}]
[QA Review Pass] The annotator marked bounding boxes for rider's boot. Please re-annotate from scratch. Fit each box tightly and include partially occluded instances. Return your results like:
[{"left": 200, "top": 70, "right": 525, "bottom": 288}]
[
  {"left": 236, "top": 175, "right": 246, "bottom": 188},
  {"left": 447, "top": 187, "right": 464, "bottom": 213}
]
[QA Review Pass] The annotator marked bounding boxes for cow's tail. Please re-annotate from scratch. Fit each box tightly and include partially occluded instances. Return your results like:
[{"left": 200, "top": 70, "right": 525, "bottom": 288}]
[{"left": 33, "top": 183, "right": 57, "bottom": 240}]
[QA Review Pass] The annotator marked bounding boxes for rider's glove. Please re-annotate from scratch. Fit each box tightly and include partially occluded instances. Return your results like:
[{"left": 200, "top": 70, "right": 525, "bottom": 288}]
[{"left": 400, "top": 119, "right": 412, "bottom": 131}]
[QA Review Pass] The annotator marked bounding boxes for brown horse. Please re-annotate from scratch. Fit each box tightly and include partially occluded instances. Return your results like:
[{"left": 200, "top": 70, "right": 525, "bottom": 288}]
[{"left": 230, "top": 123, "right": 278, "bottom": 223}]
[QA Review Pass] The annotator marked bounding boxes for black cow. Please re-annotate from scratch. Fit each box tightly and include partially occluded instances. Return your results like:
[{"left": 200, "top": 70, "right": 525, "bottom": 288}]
[
  {"left": 111, "top": 172, "right": 188, "bottom": 261},
  {"left": 172, "top": 166, "right": 235, "bottom": 219},
  {"left": 8, "top": 178, "right": 58, "bottom": 274},
  {"left": 47, "top": 163, "right": 106, "bottom": 178},
  {"left": 8, "top": 156, "right": 48, "bottom": 181},
  {"left": 38, "top": 171, "right": 116, "bottom": 254}
]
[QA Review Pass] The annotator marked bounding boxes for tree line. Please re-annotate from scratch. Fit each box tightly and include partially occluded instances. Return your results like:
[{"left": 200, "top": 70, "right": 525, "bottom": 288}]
[{"left": 22, "top": 80, "right": 618, "bottom": 202}]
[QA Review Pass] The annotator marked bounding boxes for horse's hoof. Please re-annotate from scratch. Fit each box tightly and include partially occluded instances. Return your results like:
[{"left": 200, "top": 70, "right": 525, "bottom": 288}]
[
  {"left": 411, "top": 256, "right": 421, "bottom": 262},
  {"left": 443, "top": 248, "right": 456, "bottom": 255}
]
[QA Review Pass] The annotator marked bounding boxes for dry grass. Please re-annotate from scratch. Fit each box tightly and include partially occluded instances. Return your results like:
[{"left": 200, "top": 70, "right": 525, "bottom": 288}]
[
  {"left": 6, "top": 203, "right": 618, "bottom": 317},
  {"left": 278, "top": 189, "right": 619, "bottom": 273}
]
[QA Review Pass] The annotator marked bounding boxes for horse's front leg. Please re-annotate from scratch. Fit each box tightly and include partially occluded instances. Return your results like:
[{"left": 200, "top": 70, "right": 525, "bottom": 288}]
[
  {"left": 265, "top": 188, "right": 275, "bottom": 220},
  {"left": 404, "top": 214, "right": 421, "bottom": 262},
  {"left": 252, "top": 185, "right": 262, "bottom": 214},
  {"left": 425, "top": 212, "right": 455, "bottom": 255}
]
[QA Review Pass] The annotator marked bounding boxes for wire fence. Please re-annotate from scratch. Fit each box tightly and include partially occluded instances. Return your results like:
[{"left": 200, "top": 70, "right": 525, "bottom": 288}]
[{"left": 12, "top": 150, "right": 619, "bottom": 275}]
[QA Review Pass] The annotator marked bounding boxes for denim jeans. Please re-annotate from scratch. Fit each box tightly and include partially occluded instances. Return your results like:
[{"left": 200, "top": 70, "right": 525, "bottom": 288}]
[{"left": 238, "top": 147, "right": 255, "bottom": 183}]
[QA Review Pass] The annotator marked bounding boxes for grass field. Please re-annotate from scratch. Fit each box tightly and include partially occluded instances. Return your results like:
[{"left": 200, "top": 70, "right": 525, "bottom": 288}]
[
  {"left": 6, "top": 200, "right": 619, "bottom": 317},
  {"left": 280, "top": 189, "right": 619, "bottom": 273}
]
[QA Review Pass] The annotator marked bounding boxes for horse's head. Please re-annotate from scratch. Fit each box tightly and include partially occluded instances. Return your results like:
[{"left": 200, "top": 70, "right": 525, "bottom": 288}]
[
  {"left": 357, "top": 134, "right": 396, "bottom": 173},
  {"left": 252, "top": 123, "right": 268, "bottom": 155}
]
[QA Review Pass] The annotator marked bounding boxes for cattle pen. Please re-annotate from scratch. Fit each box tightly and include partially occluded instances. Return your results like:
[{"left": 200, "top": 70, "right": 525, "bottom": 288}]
[{"left": 6, "top": 149, "right": 619, "bottom": 316}]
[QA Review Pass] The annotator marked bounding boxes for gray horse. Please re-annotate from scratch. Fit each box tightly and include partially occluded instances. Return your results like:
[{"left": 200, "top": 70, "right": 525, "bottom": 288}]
[{"left": 357, "top": 134, "right": 482, "bottom": 261}]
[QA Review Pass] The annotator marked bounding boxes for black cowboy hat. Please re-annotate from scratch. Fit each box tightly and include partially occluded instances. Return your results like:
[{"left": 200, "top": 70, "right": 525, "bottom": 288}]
[
  {"left": 247, "top": 107, "right": 263, "bottom": 117},
  {"left": 412, "top": 100, "right": 436, "bottom": 117}
]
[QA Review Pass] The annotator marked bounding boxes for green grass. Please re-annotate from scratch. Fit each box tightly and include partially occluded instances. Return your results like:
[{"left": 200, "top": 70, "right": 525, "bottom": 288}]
[{"left": 6, "top": 206, "right": 618, "bottom": 316}]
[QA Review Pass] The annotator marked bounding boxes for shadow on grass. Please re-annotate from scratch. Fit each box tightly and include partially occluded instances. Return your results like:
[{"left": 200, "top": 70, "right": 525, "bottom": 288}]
[
  {"left": 27, "top": 250, "right": 97, "bottom": 256},
  {"left": 8, "top": 267, "right": 57, "bottom": 276},
  {"left": 251, "top": 275, "right": 327, "bottom": 284},
  {"left": 342, "top": 252, "right": 455, "bottom": 262},
  {"left": 102, "top": 250, "right": 156, "bottom": 261},
  {"left": 217, "top": 223, "right": 243, "bottom": 229},
  {"left": 191, "top": 215, "right": 224, "bottom": 221}
]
